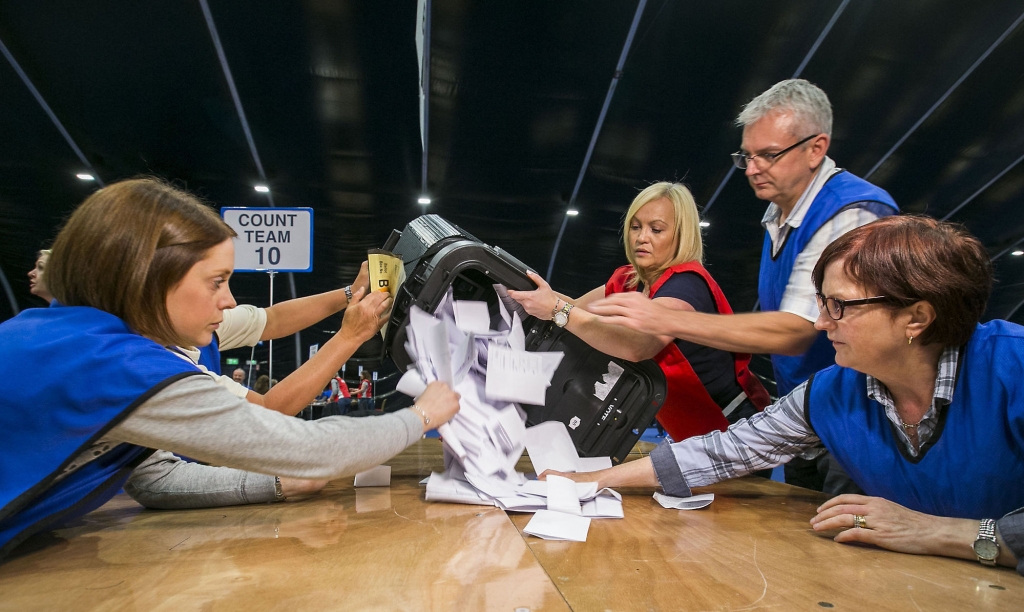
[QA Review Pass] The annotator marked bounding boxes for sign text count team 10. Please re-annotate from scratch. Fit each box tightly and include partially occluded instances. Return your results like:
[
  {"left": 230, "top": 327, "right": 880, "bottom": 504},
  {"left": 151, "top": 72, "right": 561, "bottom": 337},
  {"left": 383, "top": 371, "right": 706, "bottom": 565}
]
[{"left": 220, "top": 207, "right": 314, "bottom": 272}]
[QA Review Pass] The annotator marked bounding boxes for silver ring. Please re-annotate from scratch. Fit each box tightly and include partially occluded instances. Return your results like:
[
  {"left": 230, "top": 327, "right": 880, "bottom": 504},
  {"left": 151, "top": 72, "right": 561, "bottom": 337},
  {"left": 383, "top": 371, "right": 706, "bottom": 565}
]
[{"left": 853, "top": 514, "right": 867, "bottom": 529}]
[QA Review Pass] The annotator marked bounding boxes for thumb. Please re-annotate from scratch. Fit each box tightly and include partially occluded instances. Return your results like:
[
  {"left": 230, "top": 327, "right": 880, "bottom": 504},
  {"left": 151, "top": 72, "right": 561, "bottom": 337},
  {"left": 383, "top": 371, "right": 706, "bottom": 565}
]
[
  {"left": 348, "top": 285, "right": 367, "bottom": 305},
  {"left": 526, "top": 270, "right": 549, "bottom": 289}
]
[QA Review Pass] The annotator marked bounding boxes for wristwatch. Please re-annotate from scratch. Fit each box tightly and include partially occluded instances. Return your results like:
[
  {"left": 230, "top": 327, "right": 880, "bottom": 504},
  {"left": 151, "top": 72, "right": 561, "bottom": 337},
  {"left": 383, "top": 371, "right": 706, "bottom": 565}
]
[
  {"left": 274, "top": 476, "right": 287, "bottom": 502},
  {"left": 553, "top": 301, "right": 574, "bottom": 328},
  {"left": 973, "top": 518, "right": 999, "bottom": 566},
  {"left": 343, "top": 285, "right": 354, "bottom": 303}
]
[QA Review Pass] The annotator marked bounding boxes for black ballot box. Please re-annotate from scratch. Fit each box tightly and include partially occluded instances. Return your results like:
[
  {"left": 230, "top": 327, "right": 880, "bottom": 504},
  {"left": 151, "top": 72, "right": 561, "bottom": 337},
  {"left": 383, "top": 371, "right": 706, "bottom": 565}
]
[{"left": 382, "top": 215, "right": 665, "bottom": 464}]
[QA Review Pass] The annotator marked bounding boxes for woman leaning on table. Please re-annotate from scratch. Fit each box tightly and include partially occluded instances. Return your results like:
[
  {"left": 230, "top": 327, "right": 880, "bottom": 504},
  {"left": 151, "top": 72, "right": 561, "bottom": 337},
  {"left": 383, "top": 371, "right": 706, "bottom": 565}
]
[
  {"left": 509, "top": 182, "right": 769, "bottom": 442},
  {"left": 0, "top": 178, "right": 461, "bottom": 560},
  {"left": 554, "top": 216, "right": 1024, "bottom": 574}
]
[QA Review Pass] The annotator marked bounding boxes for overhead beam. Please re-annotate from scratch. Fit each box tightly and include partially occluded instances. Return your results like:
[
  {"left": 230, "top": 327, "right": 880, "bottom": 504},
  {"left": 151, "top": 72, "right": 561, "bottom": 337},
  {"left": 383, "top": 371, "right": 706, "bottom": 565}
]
[
  {"left": 0, "top": 35, "right": 104, "bottom": 186},
  {"left": 546, "top": 0, "right": 649, "bottom": 281},
  {"left": 703, "top": 0, "right": 850, "bottom": 214}
]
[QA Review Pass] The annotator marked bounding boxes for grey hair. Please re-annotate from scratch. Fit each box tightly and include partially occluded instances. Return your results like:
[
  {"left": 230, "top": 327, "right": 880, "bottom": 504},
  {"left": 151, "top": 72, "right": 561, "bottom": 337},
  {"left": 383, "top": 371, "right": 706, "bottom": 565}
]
[{"left": 736, "top": 79, "right": 833, "bottom": 137}]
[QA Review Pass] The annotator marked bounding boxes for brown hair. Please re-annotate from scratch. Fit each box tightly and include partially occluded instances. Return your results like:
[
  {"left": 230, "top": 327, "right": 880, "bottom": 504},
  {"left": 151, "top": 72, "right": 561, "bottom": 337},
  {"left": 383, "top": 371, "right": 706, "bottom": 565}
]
[
  {"left": 812, "top": 216, "right": 992, "bottom": 348},
  {"left": 46, "top": 178, "right": 236, "bottom": 345}
]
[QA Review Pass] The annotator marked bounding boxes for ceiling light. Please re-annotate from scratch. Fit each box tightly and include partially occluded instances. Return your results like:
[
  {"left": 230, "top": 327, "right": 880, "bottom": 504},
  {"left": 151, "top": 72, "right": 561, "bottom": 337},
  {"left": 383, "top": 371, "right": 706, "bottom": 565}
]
[
  {"left": 418, "top": 197, "right": 431, "bottom": 205},
  {"left": 699, "top": 221, "right": 710, "bottom": 228},
  {"left": 1012, "top": 250, "right": 1024, "bottom": 256},
  {"left": 254, "top": 185, "right": 270, "bottom": 193},
  {"left": 76, "top": 173, "right": 95, "bottom": 181},
  {"left": 566, "top": 209, "right": 579, "bottom": 216}
]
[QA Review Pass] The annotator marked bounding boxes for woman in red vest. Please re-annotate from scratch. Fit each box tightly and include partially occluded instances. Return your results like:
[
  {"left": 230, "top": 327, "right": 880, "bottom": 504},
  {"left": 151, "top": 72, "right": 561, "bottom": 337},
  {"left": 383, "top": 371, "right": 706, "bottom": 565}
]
[{"left": 509, "top": 182, "right": 768, "bottom": 441}]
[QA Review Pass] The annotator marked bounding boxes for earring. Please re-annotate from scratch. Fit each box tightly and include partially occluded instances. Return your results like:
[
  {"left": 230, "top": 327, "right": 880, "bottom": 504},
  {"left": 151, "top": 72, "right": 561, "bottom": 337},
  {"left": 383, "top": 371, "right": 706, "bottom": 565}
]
[{"left": 908, "top": 336, "right": 914, "bottom": 345}]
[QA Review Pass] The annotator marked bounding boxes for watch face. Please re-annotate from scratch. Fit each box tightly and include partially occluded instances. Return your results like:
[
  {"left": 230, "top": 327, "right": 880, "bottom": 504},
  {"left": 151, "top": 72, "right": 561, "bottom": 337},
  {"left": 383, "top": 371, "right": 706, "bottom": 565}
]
[
  {"left": 974, "top": 539, "right": 999, "bottom": 560},
  {"left": 554, "top": 312, "right": 568, "bottom": 327}
]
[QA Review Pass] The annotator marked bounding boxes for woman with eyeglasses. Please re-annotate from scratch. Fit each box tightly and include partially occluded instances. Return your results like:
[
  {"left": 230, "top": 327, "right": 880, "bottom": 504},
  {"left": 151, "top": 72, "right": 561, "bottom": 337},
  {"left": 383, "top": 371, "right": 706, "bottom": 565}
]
[{"left": 545, "top": 216, "right": 1024, "bottom": 574}]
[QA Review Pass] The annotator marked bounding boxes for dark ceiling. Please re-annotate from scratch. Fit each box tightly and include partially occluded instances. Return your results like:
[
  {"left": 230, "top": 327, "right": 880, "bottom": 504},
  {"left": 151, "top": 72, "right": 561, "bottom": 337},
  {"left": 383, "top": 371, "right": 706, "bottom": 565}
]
[{"left": 2, "top": 0, "right": 1023, "bottom": 376}]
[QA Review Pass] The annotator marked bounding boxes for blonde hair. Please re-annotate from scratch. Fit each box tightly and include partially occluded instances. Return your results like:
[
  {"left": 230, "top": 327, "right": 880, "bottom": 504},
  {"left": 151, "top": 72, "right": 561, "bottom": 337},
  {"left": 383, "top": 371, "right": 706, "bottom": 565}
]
[{"left": 622, "top": 182, "right": 704, "bottom": 288}]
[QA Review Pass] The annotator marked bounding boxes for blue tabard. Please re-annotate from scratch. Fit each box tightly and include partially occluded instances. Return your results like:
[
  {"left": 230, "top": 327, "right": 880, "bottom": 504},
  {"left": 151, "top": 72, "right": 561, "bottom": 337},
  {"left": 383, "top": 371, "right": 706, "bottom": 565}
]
[
  {"left": 805, "top": 321, "right": 1024, "bottom": 519},
  {"left": 197, "top": 334, "right": 222, "bottom": 375},
  {"left": 758, "top": 170, "right": 898, "bottom": 396},
  {"left": 0, "top": 305, "right": 202, "bottom": 558}
]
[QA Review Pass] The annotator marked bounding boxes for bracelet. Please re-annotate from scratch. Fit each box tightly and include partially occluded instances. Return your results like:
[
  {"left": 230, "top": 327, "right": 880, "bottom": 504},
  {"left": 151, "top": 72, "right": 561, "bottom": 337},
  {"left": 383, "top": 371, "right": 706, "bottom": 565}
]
[
  {"left": 411, "top": 404, "right": 430, "bottom": 426},
  {"left": 274, "top": 476, "right": 286, "bottom": 502},
  {"left": 343, "top": 285, "right": 354, "bottom": 303}
]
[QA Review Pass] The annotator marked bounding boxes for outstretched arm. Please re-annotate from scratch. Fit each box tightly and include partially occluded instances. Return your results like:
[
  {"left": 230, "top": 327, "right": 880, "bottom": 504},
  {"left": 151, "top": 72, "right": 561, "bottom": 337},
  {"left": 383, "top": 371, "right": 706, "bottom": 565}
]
[
  {"left": 508, "top": 272, "right": 677, "bottom": 361},
  {"left": 260, "top": 261, "right": 370, "bottom": 340},
  {"left": 587, "top": 292, "right": 819, "bottom": 356}
]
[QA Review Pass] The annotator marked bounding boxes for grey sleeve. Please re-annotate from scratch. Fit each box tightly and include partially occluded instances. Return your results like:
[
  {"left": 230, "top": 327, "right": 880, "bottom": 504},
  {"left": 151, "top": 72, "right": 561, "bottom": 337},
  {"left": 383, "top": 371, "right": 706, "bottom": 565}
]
[
  {"left": 996, "top": 508, "right": 1024, "bottom": 576},
  {"left": 109, "top": 376, "right": 423, "bottom": 480},
  {"left": 124, "top": 450, "right": 277, "bottom": 509}
]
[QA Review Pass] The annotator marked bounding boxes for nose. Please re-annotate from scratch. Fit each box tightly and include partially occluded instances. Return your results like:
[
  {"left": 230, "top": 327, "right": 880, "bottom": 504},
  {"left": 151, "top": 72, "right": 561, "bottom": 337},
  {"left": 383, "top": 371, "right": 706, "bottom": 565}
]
[
  {"left": 813, "top": 308, "right": 835, "bottom": 332},
  {"left": 221, "top": 286, "right": 238, "bottom": 310},
  {"left": 744, "top": 160, "right": 760, "bottom": 177}
]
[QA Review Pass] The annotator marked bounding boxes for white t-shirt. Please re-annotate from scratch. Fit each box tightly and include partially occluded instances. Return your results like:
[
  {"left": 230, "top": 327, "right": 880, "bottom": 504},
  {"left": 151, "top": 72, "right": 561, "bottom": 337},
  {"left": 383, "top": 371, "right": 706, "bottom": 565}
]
[{"left": 173, "top": 305, "right": 268, "bottom": 398}]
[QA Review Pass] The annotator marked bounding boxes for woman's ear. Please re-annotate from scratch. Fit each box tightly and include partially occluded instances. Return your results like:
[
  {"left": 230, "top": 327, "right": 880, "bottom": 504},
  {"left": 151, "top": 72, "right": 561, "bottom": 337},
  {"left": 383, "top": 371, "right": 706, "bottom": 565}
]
[{"left": 905, "top": 300, "right": 937, "bottom": 340}]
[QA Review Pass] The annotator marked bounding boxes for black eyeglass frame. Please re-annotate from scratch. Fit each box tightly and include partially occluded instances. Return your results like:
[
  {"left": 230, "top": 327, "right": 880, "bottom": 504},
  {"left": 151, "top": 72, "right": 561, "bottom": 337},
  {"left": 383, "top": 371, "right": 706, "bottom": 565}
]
[
  {"left": 731, "top": 134, "right": 820, "bottom": 170},
  {"left": 815, "top": 293, "right": 893, "bottom": 321}
]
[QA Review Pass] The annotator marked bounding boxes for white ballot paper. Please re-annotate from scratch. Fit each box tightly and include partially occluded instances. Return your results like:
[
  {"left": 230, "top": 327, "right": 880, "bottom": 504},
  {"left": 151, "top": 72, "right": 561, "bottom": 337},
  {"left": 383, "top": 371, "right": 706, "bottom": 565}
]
[
  {"left": 354, "top": 465, "right": 391, "bottom": 487},
  {"left": 653, "top": 492, "right": 715, "bottom": 510},
  {"left": 524, "top": 421, "right": 580, "bottom": 475},
  {"left": 403, "top": 287, "right": 623, "bottom": 541},
  {"left": 523, "top": 510, "right": 591, "bottom": 542},
  {"left": 576, "top": 456, "right": 613, "bottom": 472}
]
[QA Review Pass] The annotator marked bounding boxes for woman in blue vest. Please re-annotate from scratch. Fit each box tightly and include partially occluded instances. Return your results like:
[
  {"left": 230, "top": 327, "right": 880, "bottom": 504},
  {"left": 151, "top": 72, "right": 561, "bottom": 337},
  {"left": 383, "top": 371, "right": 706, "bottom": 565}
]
[
  {"left": 0, "top": 178, "right": 461, "bottom": 560},
  {"left": 547, "top": 216, "right": 1024, "bottom": 574}
]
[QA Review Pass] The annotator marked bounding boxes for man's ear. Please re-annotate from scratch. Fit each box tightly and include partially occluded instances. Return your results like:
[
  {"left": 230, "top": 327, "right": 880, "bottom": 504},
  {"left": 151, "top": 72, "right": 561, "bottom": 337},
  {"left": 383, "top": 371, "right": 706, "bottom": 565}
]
[{"left": 808, "top": 134, "right": 830, "bottom": 169}]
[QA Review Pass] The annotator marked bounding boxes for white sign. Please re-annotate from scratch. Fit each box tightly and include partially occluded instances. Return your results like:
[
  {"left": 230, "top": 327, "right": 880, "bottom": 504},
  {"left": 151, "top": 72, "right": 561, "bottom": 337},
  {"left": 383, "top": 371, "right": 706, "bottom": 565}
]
[
  {"left": 308, "top": 343, "right": 319, "bottom": 359},
  {"left": 221, "top": 207, "right": 313, "bottom": 272}
]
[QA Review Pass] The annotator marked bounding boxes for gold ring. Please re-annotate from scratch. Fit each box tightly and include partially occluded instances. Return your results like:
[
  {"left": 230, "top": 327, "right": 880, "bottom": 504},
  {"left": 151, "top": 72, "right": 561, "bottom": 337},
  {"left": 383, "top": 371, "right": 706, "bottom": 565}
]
[{"left": 853, "top": 514, "right": 867, "bottom": 529}]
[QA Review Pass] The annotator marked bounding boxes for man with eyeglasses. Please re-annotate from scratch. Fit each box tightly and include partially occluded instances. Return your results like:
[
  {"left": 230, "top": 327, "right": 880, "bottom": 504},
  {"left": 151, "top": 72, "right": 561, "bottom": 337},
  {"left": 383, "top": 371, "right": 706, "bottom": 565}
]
[{"left": 590, "top": 79, "right": 898, "bottom": 494}]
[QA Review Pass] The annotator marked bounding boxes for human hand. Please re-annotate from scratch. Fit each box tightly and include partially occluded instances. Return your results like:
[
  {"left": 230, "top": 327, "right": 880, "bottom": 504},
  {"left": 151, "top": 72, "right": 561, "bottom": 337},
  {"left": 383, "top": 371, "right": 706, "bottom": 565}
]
[
  {"left": 278, "top": 477, "right": 328, "bottom": 499},
  {"left": 810, "top": 494, "right": 955, "bottom": 556},
  {"left": 351, "top": 261, "right": 370, "bottom": 297},
  {"left": 507, "top": 271, "right": 560, "bottom": 320},
  {"left": 538, "top": 469, "right": 602, "bottom": 486},
  {"left": 413, "top": 381, "right": 461, "bottom": 432},
  {"left": 586, "top": 292, "right": 677, "bottom": 336},
  {"left": 338, "top": 287, "right": 392, "bottom": 344}
]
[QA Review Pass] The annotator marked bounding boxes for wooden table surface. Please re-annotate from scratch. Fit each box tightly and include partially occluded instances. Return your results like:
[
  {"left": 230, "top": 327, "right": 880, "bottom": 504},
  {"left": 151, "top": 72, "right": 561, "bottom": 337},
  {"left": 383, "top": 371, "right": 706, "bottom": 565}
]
[{"left": 1, "top": 439, "right": 1020, "bottom": 611}]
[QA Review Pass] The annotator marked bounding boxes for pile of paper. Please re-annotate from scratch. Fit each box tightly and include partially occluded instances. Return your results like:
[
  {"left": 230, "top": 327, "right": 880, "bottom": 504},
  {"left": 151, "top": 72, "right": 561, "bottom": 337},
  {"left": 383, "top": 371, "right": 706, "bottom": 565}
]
[{"left": 398, "top": 286, "right": 625, "bottom": 542}]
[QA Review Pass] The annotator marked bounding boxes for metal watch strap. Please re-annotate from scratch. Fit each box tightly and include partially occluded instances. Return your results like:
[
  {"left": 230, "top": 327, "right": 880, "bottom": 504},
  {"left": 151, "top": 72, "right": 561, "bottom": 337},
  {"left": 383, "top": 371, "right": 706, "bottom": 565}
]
[
  {"left": 551, "top": 298, "right": 563, "bottom": 320},
  {"left": 274, "top": 476, "right": 286, "bottom": 502},
  {"left": 344, "top": 285, "right": 354, "bottom": 303},
  {"left": 412, "top": 404, "right": 430, "bottom": 426},
  {"left": 976, "top": 518, "right": 998, "bottom": 565}
]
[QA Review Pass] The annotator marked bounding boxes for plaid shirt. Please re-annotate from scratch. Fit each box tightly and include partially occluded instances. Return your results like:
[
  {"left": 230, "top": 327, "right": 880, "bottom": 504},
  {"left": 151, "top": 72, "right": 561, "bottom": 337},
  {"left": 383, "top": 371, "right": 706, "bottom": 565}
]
[{"left": 651, "top": 346, "right": 961, "bottom": 497}]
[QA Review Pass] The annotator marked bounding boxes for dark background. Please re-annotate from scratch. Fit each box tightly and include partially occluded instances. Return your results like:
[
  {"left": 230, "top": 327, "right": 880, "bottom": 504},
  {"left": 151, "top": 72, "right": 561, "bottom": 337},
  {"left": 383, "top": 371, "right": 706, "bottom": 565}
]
[{"left": 2, "top": 0, "right": 1023, "bottom": 380}]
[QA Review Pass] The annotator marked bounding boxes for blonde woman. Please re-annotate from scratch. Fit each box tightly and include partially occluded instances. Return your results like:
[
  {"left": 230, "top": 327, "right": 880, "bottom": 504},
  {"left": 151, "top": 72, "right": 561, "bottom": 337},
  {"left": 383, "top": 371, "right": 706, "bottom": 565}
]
[{"left": 509, "top": 182, "right": 768, "bottom": 441}]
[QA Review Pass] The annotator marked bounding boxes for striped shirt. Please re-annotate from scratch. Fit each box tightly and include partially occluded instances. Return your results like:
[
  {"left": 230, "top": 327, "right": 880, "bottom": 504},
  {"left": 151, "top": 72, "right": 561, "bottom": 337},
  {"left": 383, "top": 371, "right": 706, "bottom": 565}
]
[{"left": 650, "top": 346, "right": 961, "bottom": 497}]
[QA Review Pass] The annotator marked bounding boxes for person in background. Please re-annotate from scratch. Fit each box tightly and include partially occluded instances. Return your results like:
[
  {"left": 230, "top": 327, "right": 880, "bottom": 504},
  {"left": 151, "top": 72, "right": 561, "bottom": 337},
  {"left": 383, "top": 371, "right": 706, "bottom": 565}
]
[
  {"left": 27, "top": 249, "right": 53, "bottom": 303},
  {"left": 588, "top": 79, "right": 899, "bottom": 494},
  {"left": 510, "top": 182, "right": 769, "bottom": 442},
  {"left": 553, "top": 217, "right": 1024, "bottom": 575},
  {"left": 253, "top": 375, "right": 271, "bottom": 395},
  {"left": 355, "top": 370, "right": 374, "bottom": 412},
  {"left": 0, "top": 177, "right": 461, "bottom": 557},
  {"left": 330, "top": 372, "right": 352, "bottom": 415},
  {"left": 231, "top": 368, "right": 247, "bottom": 386}
]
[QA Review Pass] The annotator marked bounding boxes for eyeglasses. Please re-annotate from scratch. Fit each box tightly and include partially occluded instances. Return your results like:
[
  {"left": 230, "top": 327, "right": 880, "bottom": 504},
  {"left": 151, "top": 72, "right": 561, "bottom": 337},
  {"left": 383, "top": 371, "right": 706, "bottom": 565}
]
[
  {"left": 815, "top": 293, "right": 893, "bottom": 321},
  {"left": 731, "top": 134, "right": 819, "bottom": 170}
]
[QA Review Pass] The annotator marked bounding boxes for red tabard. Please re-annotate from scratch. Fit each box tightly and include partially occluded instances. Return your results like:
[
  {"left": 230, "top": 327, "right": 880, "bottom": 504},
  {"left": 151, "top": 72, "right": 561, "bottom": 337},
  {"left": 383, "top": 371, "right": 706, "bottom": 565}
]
[{"left": 605, "top": 264, "right": 770, "bottom": 441}]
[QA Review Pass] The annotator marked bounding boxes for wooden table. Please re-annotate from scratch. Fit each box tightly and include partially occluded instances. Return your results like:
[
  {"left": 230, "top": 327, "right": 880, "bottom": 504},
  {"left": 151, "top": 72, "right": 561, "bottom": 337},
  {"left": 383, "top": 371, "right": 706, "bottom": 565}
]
[{"left": 1, "top": 440, "right": 1020, "bottom": 611}]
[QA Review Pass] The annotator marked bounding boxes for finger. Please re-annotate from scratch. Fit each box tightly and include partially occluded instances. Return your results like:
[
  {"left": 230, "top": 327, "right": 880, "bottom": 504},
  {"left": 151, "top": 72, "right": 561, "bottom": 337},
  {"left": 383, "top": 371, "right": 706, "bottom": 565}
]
[
  {"left": 834, "top": 527, "right": 878, "bottom": 546},
  {"left": 817, "top": 494, "right": 872, "bottom": 512},
  {"left": 810, "top": 503, "right": 870, "bottom": 525},
  {"left": 811, "top": 513, "right": 863, "bottom": 532},
  {"left": 349, "top": 285, "right": 367, "bottom": 304},
  {"left": 525, "top": 270, "right": 549, "bottom": 289}
]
